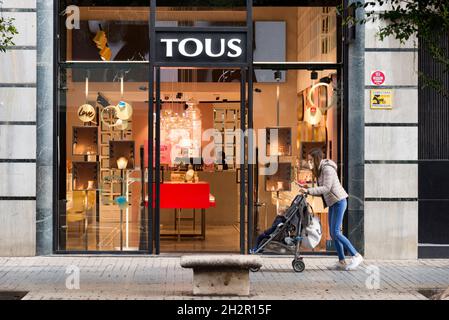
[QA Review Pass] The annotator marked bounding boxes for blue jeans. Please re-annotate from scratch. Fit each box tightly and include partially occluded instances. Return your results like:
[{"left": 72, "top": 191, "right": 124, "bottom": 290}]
[{"left": 328, "top": 199, "right": 358, "bottom": 261}]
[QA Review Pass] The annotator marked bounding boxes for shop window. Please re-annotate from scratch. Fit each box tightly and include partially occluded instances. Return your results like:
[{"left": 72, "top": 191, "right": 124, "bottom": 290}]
[{"left": 253, "top": 69, "right": 341, "bottom": 253}]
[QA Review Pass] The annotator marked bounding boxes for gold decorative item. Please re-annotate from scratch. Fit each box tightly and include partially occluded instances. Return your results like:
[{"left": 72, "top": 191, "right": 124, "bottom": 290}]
[
  {"left": 78, "top": 104, "right": 96, "bottom": 123},
  {"left": 100, "top": 106, "right": 130, "bottom": 130},
  {"left": 116, "top": 101, "right": 133, "bottom": 120}
]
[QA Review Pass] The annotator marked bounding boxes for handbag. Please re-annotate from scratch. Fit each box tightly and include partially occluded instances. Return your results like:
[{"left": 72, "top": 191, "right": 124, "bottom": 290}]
[{"left": 301, "top": 206, "right": 322, "bottom": 249}]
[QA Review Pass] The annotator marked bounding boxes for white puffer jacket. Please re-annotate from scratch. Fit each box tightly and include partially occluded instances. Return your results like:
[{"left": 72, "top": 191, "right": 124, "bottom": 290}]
[{"left": 307, "top": 159, "right": 348, "bottom": 207}]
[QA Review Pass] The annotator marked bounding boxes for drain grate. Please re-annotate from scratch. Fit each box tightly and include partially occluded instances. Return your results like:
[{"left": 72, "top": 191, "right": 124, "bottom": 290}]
[{"left": 0, "top": 291, "right": 28, "bottom": 300}]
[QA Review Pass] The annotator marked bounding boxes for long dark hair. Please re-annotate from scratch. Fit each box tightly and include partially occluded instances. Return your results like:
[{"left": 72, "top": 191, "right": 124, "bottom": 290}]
[{"left": 308, "top": 148, "right": 324, "bottom": 180}]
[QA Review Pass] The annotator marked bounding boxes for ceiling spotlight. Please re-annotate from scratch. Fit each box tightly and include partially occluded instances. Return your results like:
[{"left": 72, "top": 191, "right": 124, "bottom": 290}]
[
  {"left": 310, "top": 71, "right": 318, "bottom": 80},
  {"left": 176, "top": 92, "right": 183, "bottom": 99},
  {"left": 274, "top": 70, "right": 282, "bottom": 81},
  {"left": 319, "top": 76, "right": 332, "bottom": 84}
]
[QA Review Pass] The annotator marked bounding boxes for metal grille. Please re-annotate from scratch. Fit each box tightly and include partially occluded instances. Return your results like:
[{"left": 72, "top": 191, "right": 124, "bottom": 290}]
[{"left": 418, "top": 35, "right": 449, "bottom": 160}]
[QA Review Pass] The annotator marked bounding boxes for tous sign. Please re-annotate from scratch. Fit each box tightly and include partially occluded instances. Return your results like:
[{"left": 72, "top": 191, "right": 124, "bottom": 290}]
[{"left": 160, "top": 38, "right": 243, "bottom": 58}]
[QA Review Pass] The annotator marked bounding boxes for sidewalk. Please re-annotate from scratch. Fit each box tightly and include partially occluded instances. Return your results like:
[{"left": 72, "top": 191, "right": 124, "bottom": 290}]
[{"left": 0, "top": 256, "right": 448, "bottom": 300}]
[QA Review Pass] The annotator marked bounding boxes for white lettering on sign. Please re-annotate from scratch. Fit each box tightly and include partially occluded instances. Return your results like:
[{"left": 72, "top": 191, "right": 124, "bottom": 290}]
[
  {"left": 179, "top": 38, "right": 203, "bottom": 57},
  {"left": 205, "top": 38, "right": 225, "bottom": 57},
  {"left": 160, "top": 39, "right": 178, "bottom": 57},
  {"left": 160, "top": 37, "right": 243, "bottom": 58},
  {"left": 227, "top": 39, "right": 242, "bottom": 58}
]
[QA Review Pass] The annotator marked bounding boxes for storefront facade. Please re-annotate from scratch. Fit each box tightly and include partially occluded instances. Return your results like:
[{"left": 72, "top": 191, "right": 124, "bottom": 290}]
[{"left": 1, "top": 0, "right": 447, "bottom": 258}]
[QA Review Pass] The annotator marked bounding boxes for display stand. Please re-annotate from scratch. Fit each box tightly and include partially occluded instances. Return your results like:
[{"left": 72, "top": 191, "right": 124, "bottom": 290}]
[{"left": 109, "top": 140, "right": 136, "bottom": 251}]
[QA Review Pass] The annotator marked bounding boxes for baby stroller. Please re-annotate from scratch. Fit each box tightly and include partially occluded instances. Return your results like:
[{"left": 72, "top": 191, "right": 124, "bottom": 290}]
[{"left": 250, "top": 194, "right": 313, "bottom": 273}]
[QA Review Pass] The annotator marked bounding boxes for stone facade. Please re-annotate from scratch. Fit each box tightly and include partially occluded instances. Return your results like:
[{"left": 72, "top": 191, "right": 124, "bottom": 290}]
[
  {"left": 363, "top": 9, "right": 419, "bottom": 259},
  {"left": 0, "top": 0, "right": 37, "bottom": 256}
]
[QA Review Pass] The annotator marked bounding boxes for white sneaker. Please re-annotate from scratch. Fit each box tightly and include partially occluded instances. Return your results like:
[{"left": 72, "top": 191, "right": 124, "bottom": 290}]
[
  {"left": 345, "top": 254, "right": 364, "bottom": 270},
  {"left": 328, "top": 261, "right": 347, "bottom": 270}
]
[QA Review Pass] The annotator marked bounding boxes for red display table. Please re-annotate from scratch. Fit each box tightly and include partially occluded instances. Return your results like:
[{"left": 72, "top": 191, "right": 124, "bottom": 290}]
[{"left": 145, "top": 182, "right": 215, "bottom": 240}]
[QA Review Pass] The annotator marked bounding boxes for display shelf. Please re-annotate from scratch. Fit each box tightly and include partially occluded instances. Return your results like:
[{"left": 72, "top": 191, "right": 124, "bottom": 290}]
[{"left": 99, "top": 105, "right": 133, "bottom": 206}]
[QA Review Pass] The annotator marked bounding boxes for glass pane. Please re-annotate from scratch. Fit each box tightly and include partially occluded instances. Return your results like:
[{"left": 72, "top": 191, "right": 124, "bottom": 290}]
[
  {"left": 60, "top": 4, "right": 150, "bottom": 61},
  {"left": 253, "top": 69, "right": 341, "bottom": 254},
  {"left": 253, "top": 6, "right": 338, "bottom": 63},
  {"left": 157, "top": 67, "right": 241, "bottom": 253},
  {"left": 57, "top": 64, "right": 149, "bottom": 251}
]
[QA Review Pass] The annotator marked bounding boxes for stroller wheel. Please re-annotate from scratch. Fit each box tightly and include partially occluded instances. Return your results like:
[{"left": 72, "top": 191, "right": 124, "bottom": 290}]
[
  {"left": 292, "top": 259, "right": 305, "bottom": 273},
  {"left": 250, "top": 267, "right": 261, "bottom": 272}
]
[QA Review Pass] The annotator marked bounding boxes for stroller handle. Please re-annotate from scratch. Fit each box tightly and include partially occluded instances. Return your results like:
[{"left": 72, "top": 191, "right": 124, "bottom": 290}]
[{"left": 293, "top": 181, "right": 309, "bottom": 197}]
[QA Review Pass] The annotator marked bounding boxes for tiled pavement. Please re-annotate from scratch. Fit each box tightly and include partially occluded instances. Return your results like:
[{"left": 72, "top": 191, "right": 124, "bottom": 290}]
[{"left": 0, "top": 256, "right": 448, "bottom": 300}]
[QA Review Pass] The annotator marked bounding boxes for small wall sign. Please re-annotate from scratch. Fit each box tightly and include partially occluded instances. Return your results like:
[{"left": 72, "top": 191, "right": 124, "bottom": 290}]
[
  {"left": 371, "top": 70, "right": 386, "bottom": 86},
  {"left": 78, "top": 104, "right": 96, "bottom": 123},
  {"left": 370, "top": 89, "right": 393, "bottom": 110}
]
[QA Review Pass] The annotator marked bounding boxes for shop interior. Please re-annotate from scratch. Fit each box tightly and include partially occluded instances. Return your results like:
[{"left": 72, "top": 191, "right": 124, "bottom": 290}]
[{"left": 58, "top": 6, "right": 340, "bottom": 253}]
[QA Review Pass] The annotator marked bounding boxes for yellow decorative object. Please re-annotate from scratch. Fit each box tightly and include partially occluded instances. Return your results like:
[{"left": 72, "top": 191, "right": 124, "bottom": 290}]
[
  {"left": 93, "top": 30, "right": 111, "bottom": 61},
  {"left": 93, "top": 30, "right": 107, "bottom": 48},
  {"left": 99, "top": 46, "right": 112, "bottom": 61}
]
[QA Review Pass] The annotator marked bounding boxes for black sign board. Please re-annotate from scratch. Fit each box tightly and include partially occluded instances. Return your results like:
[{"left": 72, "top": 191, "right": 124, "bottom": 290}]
[{"left": 155, "top": 28, "right": 247, "bottom": 66}]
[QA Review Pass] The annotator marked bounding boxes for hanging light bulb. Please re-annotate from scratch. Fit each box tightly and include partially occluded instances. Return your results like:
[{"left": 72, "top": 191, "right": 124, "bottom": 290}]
[
  {"left": 78, "top": 75, "right": 96, "bottom": 123},
  {"left": 116, "top": 75, "right": 133, "bottom": 120}
]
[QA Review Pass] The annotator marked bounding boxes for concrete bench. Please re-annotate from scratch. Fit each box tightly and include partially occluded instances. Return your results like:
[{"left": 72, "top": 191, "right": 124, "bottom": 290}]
[{"left": 180, "top": 255, "right": 262, "bottom": 296}]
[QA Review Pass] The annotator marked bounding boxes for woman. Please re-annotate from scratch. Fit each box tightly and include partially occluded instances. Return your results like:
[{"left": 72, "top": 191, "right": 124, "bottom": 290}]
[{"left": 300, "top": 148, "right": 363, "bottom": 271}]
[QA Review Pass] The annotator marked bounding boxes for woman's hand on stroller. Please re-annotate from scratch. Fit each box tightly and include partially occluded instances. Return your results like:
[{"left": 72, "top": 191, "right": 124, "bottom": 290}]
[{"left": 293, "top": 180, "right": 308, "bottom": 196}]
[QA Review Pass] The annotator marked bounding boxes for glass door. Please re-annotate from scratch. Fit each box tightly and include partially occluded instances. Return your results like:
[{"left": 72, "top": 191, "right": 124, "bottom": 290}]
[
  {"left": 151, "top": 67, "right": 244, "bottom": 253},
  {"left": 151, "top": 1, "right": 250, "bottom": 254}
]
